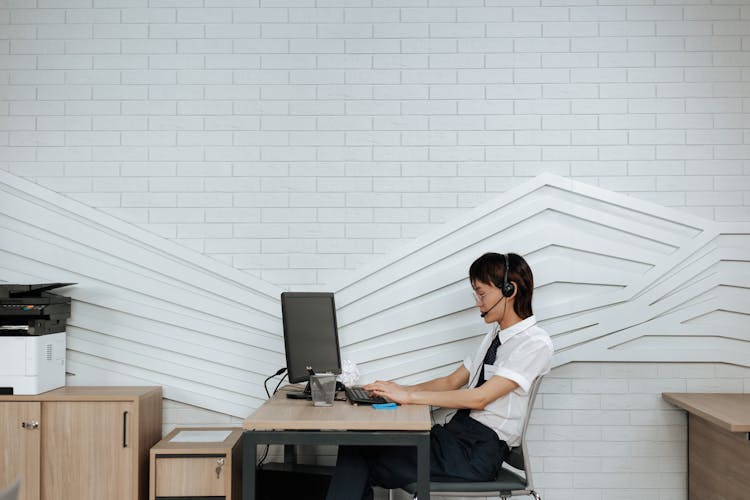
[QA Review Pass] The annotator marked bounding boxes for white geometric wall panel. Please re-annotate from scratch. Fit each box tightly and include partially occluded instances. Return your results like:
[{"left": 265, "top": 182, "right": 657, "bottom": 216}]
[
  {"left": 0, "top": 169, "right": 283, "bottom": 417},
  {"left": 333, "top": 175, "right": 750, "bottom": 386},
  {"left": 1, "top": 170, "right": 748, "bottom": 417}
]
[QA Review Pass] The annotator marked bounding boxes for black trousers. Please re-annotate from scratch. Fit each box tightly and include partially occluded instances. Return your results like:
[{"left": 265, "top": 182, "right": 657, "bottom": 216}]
[{"left": 325, "top": 412, "right": 509, "bottom": 500}]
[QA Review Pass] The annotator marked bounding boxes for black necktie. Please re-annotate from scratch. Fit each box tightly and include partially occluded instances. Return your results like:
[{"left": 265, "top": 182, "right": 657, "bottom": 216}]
[
  {"left": 476, "top": 333, "right": 501, "bottom": 387},
  {"left": 455, "top": 333, "right": 502, "bottom": 418}
]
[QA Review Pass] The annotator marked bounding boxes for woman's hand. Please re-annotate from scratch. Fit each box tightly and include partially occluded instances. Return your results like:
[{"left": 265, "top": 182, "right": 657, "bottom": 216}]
[{"left": 364, "top": 380, "right": 412, "bottom": 405}]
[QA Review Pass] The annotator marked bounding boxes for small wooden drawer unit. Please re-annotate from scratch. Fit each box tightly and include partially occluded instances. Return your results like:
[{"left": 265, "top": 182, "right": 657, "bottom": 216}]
[{"left": 150, "top": 427, "right": 242, "bottom": 500}]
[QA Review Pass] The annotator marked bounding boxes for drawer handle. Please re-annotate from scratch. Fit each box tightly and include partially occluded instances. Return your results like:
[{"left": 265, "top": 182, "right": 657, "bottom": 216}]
[
  {"left": 215, "top": 457, "right": 225, "bottom": 479},
  {"left": 21, "top": 420, "right": 39, "bottom": 430}
]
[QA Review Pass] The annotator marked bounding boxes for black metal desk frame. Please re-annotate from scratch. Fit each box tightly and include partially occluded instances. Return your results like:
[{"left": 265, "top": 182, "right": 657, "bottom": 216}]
[{"left": 242, "top": 429, "right": 431, "bottom": 500}]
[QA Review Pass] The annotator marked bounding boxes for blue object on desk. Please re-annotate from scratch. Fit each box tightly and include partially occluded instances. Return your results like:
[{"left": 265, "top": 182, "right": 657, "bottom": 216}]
[{"left": 372, "top": 402, "right": 397, "bottom": 410}]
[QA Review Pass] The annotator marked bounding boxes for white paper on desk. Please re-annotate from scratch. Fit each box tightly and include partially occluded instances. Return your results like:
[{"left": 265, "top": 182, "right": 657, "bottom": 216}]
[{"left": 170, "top": 430, "right": 231, "bottom": 443}]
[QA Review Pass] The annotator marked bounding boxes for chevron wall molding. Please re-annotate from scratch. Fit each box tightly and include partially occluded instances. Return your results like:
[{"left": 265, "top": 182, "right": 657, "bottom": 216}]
[
  {"left": 1, "top": 170, "right": 747, "bottom": 417},
  {"left": 333, "top": 175, "right": 749, "bottom": 385},
  {"left": 0, "top": 169, "right": 283, "bottom": 417}
]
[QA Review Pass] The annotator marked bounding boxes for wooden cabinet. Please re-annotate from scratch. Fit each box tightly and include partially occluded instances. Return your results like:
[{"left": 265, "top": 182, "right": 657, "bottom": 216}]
[
  {"left": 0, "top": 387, "right": 161, "bottom": 500},
  {"left": 0, "top": 402, "right": 41, "bottom": 500},
  {"left": 149, "top": 427, "right": 242, "bottom": 500}
]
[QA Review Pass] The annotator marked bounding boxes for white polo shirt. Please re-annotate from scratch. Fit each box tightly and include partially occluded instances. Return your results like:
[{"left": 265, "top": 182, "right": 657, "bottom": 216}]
[{"left": 462, "top": 315, "right": 553, "bottom": 447}]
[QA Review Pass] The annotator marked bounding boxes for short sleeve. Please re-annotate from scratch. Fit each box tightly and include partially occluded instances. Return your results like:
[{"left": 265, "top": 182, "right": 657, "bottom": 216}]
[
  {"left": 463, "top": 354, "right": 473, "bottom": 374},
  {"left": 492, "top": 336, "right": 552, "bottom": 392}
]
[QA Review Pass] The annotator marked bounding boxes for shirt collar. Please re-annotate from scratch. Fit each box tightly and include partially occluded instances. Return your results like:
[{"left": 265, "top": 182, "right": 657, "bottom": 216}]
[{"left": 498, "top": 315, "right": 537, "bottom": 344}]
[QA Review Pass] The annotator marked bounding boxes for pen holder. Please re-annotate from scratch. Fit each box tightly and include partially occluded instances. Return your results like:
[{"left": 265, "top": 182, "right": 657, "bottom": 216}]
[{"left": 310, "top": 373, "right": 336, "bottom": 407}]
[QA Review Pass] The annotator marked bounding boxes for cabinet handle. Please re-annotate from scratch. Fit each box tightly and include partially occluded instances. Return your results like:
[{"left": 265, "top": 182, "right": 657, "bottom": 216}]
[
  {"left": 21, "top": 420, "right": 39, "bottom": 430},
  {"left": 122, "top": 411, "right": 129, "bottom": 448}
]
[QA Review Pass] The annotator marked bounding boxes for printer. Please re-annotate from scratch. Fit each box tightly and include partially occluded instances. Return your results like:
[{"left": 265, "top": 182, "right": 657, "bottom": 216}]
[{"left": 0, "top": 283, "right": 73, "bottom": 395}]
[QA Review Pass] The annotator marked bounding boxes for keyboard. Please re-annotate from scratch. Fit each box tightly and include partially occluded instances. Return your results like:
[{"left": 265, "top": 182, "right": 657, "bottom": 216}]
[{"left": 344, "top": 385, "right": 389, "bottom": 405}]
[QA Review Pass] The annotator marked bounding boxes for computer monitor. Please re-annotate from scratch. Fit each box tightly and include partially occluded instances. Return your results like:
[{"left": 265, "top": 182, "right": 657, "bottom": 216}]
[{"left": 280, "top": 292, "right": 342, "bottom": 388}]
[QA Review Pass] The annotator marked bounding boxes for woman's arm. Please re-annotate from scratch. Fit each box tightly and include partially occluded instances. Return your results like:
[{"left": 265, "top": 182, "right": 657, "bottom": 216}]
[
  {"left": 360, "top": 365, "right": 469, "bottom": 403},
  {"left": 401, "top": 364, "right": 470, "bottom": 392},
  {"left": 367, "top": 374, "right": 518, "bottom": 410}
]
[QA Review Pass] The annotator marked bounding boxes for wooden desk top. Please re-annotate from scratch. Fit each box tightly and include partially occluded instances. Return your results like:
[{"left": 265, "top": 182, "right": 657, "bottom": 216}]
[
  {"left": 662, "top": 393, "right": 750, "bottom": 433},
  {"left": 243, "top": 385, "right": 431, "bottom": 432}
]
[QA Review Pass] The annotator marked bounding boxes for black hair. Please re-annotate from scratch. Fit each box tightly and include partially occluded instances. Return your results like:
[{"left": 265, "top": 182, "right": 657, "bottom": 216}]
[{"left": 469, "top": 252, "right": 534, "bottom": 319}]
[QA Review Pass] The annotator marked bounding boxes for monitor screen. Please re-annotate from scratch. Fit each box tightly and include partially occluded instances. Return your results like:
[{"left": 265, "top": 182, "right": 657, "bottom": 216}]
[{"left": 281, "top": 292, "right": 342, "bottom": 384}]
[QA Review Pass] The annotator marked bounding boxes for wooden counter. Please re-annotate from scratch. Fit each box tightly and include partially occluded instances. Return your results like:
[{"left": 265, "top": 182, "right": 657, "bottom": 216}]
[
  {"left": 662, "top": 393, "right": 750, "bottom": 500},
  {"left": 1, "top": 386, "right": 161, "bottom": 500}
]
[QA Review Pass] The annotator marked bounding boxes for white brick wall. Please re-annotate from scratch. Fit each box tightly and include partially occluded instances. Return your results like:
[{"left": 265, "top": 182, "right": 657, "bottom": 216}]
[
  {"left": 2, "top": 4, "right": 749, "bottom": 498},
  {"left": 2, "top": 0, "right": 748, "bottom": 287},
  {"left": 525, "top": 362, "right": 750, "bottom": 500}
]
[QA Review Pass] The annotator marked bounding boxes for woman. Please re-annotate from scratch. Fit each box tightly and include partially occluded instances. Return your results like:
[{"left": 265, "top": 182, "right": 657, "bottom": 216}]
[{"left": 326, "top": 252, "right": 554, "bottom": 500}]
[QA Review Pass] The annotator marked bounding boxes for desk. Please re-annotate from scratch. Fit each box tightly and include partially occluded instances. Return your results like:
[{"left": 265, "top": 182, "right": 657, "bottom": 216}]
[
  {"left": 662, "top": 393, "right": 750, "bottom": 500},
  {"left": 242, "top": 385, "right": 432, "bottom": 500}
]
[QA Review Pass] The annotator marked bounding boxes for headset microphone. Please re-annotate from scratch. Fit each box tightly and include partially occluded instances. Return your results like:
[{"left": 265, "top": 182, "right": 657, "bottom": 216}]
[
  {"left": 480, "top": 298, "right": 503, "bottom": 318},
  {"left": 480, "top": 253, "right": 515, "bottom": 318}
]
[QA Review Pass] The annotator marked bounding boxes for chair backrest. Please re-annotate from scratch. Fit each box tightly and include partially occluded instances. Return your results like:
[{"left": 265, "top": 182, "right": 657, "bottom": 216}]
[
  {"left": 0, "top": 479, "right": 20, "bottom": 500},
  {"left": 503, "top": 375, "right": 543, "bottom": 487}
]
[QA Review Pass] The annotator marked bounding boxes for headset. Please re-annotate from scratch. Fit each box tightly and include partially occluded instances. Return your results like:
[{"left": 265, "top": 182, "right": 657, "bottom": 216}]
[
  {"left": 499, "top": 253, "right": 515, "bottom": 298},
  {"left": 479, "top": 253, "right": 515, "bottom": 318}
]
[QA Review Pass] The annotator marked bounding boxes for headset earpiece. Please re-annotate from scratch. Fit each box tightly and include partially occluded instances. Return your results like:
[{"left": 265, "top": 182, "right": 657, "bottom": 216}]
[{"left": 501, "top": 254, "right": 515, "bottom": 298}]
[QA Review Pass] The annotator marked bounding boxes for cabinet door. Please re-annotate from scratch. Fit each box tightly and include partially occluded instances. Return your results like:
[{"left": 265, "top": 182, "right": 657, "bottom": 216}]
[
  {"left": 0, "top": 402, "right": 41, "bottom": 500},
  {"left": 41, "top": 401, "right": 134, "bottom": 500}
]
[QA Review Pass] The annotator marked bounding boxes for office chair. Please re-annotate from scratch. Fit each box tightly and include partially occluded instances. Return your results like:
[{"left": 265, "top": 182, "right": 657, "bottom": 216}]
[
  {"left": 402, "top": 376, "right": 544, "bottom": 499},
  {"left": 0, "top": 479, "right": 20, "bottom": 500}
]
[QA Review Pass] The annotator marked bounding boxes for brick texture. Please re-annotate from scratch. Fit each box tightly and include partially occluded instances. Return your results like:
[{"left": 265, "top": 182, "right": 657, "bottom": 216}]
[{"left": 3, "top": 2, "right": 748, "bottom": 289}]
